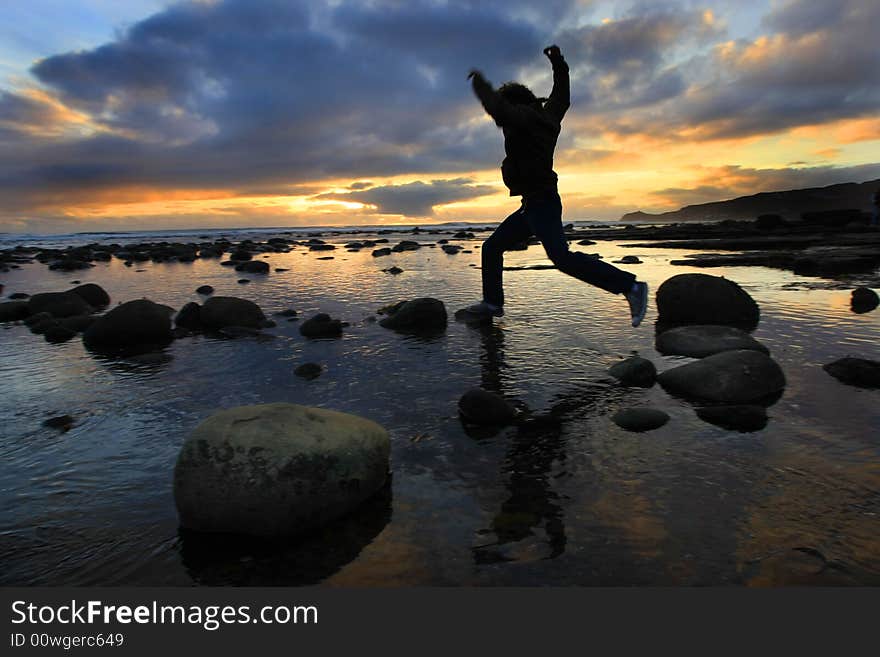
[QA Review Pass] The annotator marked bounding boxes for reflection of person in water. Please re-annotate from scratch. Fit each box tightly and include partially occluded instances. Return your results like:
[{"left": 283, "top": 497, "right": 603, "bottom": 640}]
[
  {"left": 471, "top": 324, "right": 567, "bottom": 562},
  {"left": 460, "top": 45, "right": 649, "bottom": 327}
]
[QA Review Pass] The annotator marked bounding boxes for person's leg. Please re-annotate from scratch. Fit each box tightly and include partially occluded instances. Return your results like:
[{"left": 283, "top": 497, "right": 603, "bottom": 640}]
[
  {"left": 480, "top": 204, "right": 533, "bottom": 307},
  {"left": 525, "top": 193, "right": 635, "bottom": 294}
]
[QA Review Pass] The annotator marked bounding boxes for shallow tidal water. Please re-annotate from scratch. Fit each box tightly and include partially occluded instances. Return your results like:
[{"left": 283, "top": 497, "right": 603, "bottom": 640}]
[{"left": 1, "top": 230, "right": 879, "bottom": 586}]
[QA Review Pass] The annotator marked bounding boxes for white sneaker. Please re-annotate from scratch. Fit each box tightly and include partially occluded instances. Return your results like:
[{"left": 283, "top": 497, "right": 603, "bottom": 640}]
[{"left": 625, "top": 282, "right": 648, "bottom": 327}]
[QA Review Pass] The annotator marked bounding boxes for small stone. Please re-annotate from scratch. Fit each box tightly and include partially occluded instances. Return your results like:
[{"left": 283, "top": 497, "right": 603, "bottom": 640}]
[
  {"left": 612, "top": 407, "right": 669, "bottom": 432},
  {"left": 299, "top": 313, "right": 343, "bottom": 338},
  {"left": 294, "top": 362, "right": 323, "bottom": 380},
  {"left": 851, "top": 287, "right": 878, "bottom": 314},
  {"left": 43, "top": 415, "right": 74, "bottom": 432},
  {"left": 608, "top": 356, "right": 656, "bottom": 387},
  {"left": 196, "top": 285, "right": 214, "bottom": 295},
  {"left": 696, "top": 405, "right": 768, "bottom": 432},
  {"left": 823, "top": 357, "right": 880, "bottom": 389},
  {"left": 458, "top": 388, "right": 516, "bottom": 426}
]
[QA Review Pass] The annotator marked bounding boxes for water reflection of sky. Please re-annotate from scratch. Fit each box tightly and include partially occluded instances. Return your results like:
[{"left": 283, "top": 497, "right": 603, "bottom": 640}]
[{"left": 1, "top": 234, "right": 878, "bottom": 585}]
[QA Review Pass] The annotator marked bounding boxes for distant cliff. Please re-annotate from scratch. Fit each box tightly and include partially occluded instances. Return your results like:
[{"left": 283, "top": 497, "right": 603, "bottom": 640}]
[{"left": 621, "top": 179, "right": 880, "bottom": 222}]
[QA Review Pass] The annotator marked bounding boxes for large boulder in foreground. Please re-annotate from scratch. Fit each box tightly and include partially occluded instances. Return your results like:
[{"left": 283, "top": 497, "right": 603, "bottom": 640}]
[
  {"left": 200, "top": 296, "right": 266, "bottom": 330},
  {"left": 378, "top": 297, "right": 447, "bottom": 333},
  {"left": 658, "top": 349, "right": 785, "bottom": 403},
  {"left": 174, "top": 403, "right": 390, "bottom": 537},
  {"left": 656, "top": 325, "right": 769, "bottom": 358},
  {"left": 83, "top": 299, "right": 173, "bottom": 347},
  {"left": 27, "top": 291, "right": 92, "bottom": 318},
  {"left": 656, "top": 273, "right": 760, "bottom": 329},
  {"left": 823, "top": 357, "right": 880, "bottom": 389}
]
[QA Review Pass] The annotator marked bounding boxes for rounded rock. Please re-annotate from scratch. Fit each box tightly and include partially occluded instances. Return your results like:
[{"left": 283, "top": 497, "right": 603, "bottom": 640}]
[
  {"left": 656, "top": 324, "right": 769, "bottom": 358},
  {"left": 201, "top": 296, "right": 266, "bottom": 330},
  {"left": 458, "top": 388, "right": 516, "bottom": 426},
  {"left": 173, "top": 403, "right": 390, "bottom": 537},
  {"left": 608, "top": 356, "right": 656, "bottom": 388},
  {"left": 83, "top": 299, "right": 173, "bottom": 347},
  {"left": 656, "top": 273, "right": 760, "bottom": 329},
  {"left": 612, "top": 407, "right": 669, "bottom": 432},
  {"left": 658, "top": 349, "right": 785, "bottom": 403}
]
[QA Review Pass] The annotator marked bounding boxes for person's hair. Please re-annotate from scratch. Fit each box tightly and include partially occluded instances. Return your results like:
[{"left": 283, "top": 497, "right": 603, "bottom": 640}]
[{"left": 498, "top": 82, "right": 544, "bottom": 106}]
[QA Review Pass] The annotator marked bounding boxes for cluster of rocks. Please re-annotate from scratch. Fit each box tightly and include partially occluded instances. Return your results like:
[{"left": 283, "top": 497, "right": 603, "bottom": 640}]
[
  {"left": 606, "top": 273, "right": 783, "bottom": 433},
  {"left": 0, "top": 283, "right": 110, "bottom": 343}
]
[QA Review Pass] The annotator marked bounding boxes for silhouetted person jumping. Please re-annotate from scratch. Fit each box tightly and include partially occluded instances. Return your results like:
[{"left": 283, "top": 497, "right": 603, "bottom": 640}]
[{"left": 461, "top": 45, "right": 649, "bottom": 327}]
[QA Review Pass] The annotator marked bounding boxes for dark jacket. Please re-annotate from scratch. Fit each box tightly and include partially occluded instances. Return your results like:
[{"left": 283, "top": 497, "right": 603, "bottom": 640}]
[{"left": 471, "top": 56, "right": 570, "bottom": 197}]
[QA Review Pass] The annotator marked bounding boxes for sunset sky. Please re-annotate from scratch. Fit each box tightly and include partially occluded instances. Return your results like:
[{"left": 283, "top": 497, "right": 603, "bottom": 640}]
[{"left": 1, "top": 0, "right": 879, "bottom": 233}]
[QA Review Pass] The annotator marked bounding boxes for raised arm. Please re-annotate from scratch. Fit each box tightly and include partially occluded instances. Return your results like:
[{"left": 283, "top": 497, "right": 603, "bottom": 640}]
[
  {"left": 542, "top": 45, "right": 570, "bottom": 122},
  {"left": 468, "top": 69, "right": 526, "bottom": 127}
]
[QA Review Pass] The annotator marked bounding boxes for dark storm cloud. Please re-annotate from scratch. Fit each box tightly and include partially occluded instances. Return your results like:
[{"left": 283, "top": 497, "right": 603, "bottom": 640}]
[
  {"left": 4, "top": 0, "right": 557, "bottom": 203},
  {"left": 593, "top": 0, "right": 880, "bottom": 139},
  {"left": 315, "top": 178, "right": 497, "bottom": 216}
]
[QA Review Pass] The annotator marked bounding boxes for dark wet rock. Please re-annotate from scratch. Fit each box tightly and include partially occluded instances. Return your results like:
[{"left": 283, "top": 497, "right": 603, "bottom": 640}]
[
  {"left": 391, "top": 240, "right": 420, "bottom": 252},
  {"left": 27, "top": 291, "right": 92, "bottom": 318},
  {"left": 43, "top": 415, "right": 74, "bottom": 432},
  {"left": 173, "top": 402, "right": 390, "bottom": 537},
  {"left": 260, "top": 319, "right": 277, "bottom": 329},
  {"left": 309, "top": 243, "right": 336, "bottom": 251},
  {"left": 237, "top": 279, "right": 250, "bottom": 284},
  {"left": 453, "top": 231, "right": 474, "bottom": 239},
  {"left": 822, "top": 357, "right": 880, "bottom": 389},
  {"left": 8, "top": 292, "right": 29, "bottom": 299},
  {"left": 696, "top": 405, "right": 768, "bottom": 432},
  {"left": 299, "top": 313, "right": 343, "bottom": 338},
  {"left": 658, "top": 349, "right": 786, "bottom": 403},
  {"left": 458, "top": 388, "right": 516, "bottom": 426},
  {"left": 372, "top": 248, "right": 392, "bottom": 257},
  {"left": 29, "top": 317, "right": 60, "bottom": 335},
  {"left": 58, "top": 315, "right": 97, "bottom": 333},
  {"left": 175, "top": 302, "right": 202, "bottom": 330},
  {"left": 235, "top": 260, "right": 270, "bottom": 274},
  {"left": 612, "top": 407, "right": 669, "bottom": 432},
  {"left": 48, "top": 258, "right": 92, "bottom": 271},
  {"left": 851, "top": 287, "right": 878, "bottom": 313},
  {"left": 201, "top": 296, "right": 267, "bottom": 330},
  {"left": 83, "top": 299, "right": 173, "bottom": 347},
  {"left": 316, "top": 256, "right": 334, "bottom": 260},
  {"left": 441, "top": 244, "right": 462, "bottom": 254},
  {"left": 577, "top": 239, "right": 596, "bottom": 245},
  {"left": 274, "top": 268, "right": 289, "bottom": 273},
  {"left": 294, "top": 362, "right": 323, "bottom": 380},
  {"left": 70, "top": 283, "right": 110, "bottom": 308},
  {"left": 378, "top": 297, "right": 447, "bottom": 333},
  {"left": 608, "top": 356, "right": 656, "bottom": 387},
  {"left": 230, "top": 249, "right": 252, "bottom": 261},
  {"left": 0, "top": 300, "right": 30, "bottom": 322},
  {"left": 44, "top": 325, "right": 78, "bottom": 343},
  {"left": 196, "top": 285, "right": 214, "bottom": 295},
  {"left": 274, "top": 308, "right": 298, "bottom": 318},
  {"left": 614, "top": 255, "right": 642, "bottom": 264},
  {"left": 656, "top": 325, "right": 769, "bottom": 358},
  {"left": 24, "top": 311, "right": 53, "bottom": 328},
  {"left": 656, "top": 273, "right": 760, "bottom": 329},
  {"left": 383, "top": 266, "right": 404, "bottom": 275}
]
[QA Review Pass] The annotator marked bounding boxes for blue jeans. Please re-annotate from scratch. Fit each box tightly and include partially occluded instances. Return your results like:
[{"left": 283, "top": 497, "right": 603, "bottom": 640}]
[{"left": 481, "top": 191, "right": 636, "bottom": 306}]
